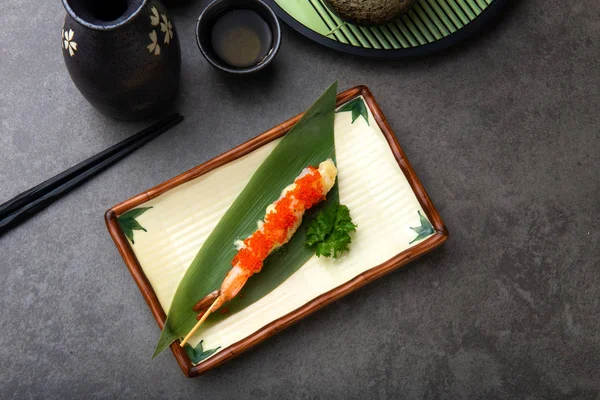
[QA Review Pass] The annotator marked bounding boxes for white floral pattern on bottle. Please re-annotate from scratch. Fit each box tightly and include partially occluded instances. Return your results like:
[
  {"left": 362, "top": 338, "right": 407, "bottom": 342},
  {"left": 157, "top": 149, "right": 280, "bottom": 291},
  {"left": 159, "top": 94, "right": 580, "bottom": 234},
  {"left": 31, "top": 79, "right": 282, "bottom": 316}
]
[
  {"left": 150, "top": 6, "right": 160, "bottom": 26},
  {"left": 147, "top": 30, "right": 160, "bottom": 56},
  {"left": 147, "top": 6, "right": 174, "bottom": 56},
  {"left": 62, "top": 29, "right": 78, "bottom": 57},
  {"left": 160, "top": 14, "right": 173, "bottom": 44}
]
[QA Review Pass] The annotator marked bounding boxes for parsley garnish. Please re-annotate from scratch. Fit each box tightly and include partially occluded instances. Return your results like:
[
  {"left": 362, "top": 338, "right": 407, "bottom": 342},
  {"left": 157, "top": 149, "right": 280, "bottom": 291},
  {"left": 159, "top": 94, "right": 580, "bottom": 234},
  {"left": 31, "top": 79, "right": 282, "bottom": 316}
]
[{"left": 305, "top": 203, "right": 357, "bottom": 258}]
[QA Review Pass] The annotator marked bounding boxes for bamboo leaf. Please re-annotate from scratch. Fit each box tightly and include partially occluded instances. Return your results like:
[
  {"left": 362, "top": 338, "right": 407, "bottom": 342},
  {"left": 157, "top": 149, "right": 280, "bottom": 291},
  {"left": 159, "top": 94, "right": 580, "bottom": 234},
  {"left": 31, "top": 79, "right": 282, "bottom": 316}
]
[{"left": 154, "top": 83, "right": 339, "bottom": 358}]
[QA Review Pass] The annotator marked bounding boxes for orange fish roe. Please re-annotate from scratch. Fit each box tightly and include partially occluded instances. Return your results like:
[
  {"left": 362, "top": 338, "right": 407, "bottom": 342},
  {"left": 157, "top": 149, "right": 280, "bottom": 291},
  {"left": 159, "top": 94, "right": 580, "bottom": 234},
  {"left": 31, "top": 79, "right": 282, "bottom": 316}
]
[
  {"left": 264, "top": 196, "right": 298, "bottom": 243},
  {"left": 291, "top": 168, "right": 324, "bottom": 209},
  {"left": 232, "top": 247, "right": 263, "bottom": 273},
  {"left": 234, "top": 167, "right": 326, "bottom": 274},
  {"left": 244, "top": 230, "right": 273, "bottom": 260}
]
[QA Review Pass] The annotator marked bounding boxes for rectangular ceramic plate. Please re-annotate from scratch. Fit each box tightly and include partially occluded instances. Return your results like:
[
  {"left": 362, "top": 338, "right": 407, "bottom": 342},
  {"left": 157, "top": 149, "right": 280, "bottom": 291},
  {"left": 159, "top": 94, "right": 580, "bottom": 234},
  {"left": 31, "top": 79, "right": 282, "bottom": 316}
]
[{"left": 105, "top": 86, "right": 448, "bottom": 377}]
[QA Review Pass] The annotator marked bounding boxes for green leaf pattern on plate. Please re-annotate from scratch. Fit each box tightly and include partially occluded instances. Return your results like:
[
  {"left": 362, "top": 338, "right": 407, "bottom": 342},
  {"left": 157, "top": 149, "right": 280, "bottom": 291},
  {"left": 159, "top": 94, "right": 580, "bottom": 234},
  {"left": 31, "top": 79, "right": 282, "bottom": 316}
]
[
  {"left": 409, "top": 210, "right": 435, "bottom": 244},
  {"left": 118, "top": 207, "right": 152, "bottom": 244},
  {"left": 183, "top": 341, "right": 221, "bottom": 364},
  {"left": 336, "top": 97, "right": 369, "bottom": 125}
]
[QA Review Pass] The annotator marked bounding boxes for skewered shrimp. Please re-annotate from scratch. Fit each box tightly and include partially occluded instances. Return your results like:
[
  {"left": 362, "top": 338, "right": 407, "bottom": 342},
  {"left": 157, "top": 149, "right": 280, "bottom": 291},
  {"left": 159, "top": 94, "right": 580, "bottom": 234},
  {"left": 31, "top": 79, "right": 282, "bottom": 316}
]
[{"left": 180, "top": 159, "right": 338, "bottom": 346}]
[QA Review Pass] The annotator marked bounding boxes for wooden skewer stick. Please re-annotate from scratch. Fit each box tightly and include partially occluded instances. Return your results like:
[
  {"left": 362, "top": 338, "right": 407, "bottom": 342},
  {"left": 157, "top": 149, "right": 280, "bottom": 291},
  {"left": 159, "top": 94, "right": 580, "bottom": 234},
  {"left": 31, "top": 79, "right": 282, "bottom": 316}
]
[
  {"left": 180, "top": 296, "right": 221, "bottom": 347},
  {"left": 192, "top": 290, "right": 220, "bottom": 312}
]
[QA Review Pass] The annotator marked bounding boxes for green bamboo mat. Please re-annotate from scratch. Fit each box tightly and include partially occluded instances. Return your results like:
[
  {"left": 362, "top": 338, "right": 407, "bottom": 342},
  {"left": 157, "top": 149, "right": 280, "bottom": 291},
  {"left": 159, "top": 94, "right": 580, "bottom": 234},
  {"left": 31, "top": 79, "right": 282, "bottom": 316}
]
[{"left": 272, "top": 0, "right": 496, "bottom": 50}]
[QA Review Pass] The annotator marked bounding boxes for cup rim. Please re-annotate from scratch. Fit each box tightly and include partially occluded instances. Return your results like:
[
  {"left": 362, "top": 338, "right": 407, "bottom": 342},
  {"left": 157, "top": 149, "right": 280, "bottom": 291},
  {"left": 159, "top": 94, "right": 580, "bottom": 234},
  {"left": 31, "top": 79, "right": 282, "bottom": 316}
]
[{"left": 195, "top": 0, "right": 282, "bottom": 74}]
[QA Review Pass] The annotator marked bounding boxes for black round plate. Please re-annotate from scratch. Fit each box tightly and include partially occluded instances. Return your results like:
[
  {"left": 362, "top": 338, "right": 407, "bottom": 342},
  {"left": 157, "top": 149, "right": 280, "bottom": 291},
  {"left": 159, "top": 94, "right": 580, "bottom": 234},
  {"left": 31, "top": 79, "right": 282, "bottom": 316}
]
[{"left": 264, "top": 0, "right": 509, "bottom": 59}]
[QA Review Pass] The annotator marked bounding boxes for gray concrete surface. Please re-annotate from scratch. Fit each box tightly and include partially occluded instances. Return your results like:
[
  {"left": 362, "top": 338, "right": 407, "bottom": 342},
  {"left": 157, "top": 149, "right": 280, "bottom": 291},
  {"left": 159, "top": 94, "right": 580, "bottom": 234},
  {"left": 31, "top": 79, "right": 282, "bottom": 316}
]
[{"left": 1, "top": 0, "right": 599, "bottom": 398}]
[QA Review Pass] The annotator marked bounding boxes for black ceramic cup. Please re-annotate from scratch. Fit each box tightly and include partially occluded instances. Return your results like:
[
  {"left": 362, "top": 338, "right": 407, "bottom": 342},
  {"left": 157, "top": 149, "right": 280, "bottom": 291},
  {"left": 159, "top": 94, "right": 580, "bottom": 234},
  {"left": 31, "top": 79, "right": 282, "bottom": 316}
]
[{"left": 195, "top": 0, "right": 281, "bottom": 74}]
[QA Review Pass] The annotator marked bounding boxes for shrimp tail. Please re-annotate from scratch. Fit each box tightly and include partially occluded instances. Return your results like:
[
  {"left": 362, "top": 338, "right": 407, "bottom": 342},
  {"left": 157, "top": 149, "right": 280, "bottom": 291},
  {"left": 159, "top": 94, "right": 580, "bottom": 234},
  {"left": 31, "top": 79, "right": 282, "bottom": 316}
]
[
  {"left": 181, "top": 266, "right": 251, "bottom": 346},
  {"left": 192, "top": 289, "right": 220, "bottom": 312}
]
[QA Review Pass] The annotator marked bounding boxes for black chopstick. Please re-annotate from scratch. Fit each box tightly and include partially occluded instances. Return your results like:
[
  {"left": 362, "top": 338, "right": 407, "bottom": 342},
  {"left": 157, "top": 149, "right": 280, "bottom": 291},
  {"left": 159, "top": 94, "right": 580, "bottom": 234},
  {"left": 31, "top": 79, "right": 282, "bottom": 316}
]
[
  {"left": 0, "top": 113, "right": 181, "bottom": 220},
  {"left": 0, "top": 113, "right": 184, "bottom": 235}
]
